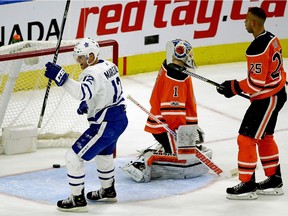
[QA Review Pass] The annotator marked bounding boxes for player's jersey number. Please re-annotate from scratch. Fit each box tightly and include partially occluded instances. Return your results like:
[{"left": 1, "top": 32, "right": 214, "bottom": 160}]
[
  {"left": 111, "top": 76, "right": 123, "bottom": 103},
  {"left": 249, "top": 50, "right": 283, "bottom": 80}
]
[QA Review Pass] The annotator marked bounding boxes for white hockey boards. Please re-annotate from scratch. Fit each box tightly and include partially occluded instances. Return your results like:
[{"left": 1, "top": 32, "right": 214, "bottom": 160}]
[{"left": 0, "top": 39, "right": 118, "bottom": 153}]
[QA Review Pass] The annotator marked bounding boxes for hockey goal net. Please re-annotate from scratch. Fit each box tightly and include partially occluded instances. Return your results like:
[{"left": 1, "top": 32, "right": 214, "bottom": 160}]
[{"left": 0, "top": 39, "right": 118, "bottom": 152}]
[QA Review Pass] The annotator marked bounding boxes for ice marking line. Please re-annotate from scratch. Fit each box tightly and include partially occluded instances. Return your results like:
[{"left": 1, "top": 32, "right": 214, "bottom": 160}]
[{"left": 197, "top": 103, "right": 243, "bottom": 122}]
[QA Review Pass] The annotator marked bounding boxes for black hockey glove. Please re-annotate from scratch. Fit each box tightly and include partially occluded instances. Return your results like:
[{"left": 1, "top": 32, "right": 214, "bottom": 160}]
[{"left": 216, "top": 80, "right": 243, "bottom": 98}]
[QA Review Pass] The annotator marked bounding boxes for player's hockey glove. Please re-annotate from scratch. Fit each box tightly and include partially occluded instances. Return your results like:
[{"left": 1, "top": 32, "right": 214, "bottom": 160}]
[
  {"left": 216, "top": 80, "right": 242, "bottom": 98},
  {"left": 45, "top": 62, "right": 69, "bottom": 86},
  {"left": 77, "top": 101, "right": 88, "bottom": 115}
]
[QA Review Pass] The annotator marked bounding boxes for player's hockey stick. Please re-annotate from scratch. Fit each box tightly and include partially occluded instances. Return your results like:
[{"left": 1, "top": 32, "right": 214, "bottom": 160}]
[
  {"left": 127, "top": 94, "right": 238, "bottom": 178},
  {"left": 181, "top": 67, "right": 250, "bottom": 99},
  {"left": 38, "top": 0, "right": 71, "bottom": 128},
  {"left": 165, "top": 40, "right": 250, "bottom": 100}
]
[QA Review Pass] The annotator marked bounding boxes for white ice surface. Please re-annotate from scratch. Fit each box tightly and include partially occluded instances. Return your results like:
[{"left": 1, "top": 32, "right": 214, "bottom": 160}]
[{"left": 1, "top": 60, "right": 288, "bottom": 216}]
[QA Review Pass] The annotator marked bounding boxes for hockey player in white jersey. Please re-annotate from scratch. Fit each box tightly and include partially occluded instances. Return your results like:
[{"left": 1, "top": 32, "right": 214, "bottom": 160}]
[{"left": 44, "top": 37, "right": 128, "bottom": 212}]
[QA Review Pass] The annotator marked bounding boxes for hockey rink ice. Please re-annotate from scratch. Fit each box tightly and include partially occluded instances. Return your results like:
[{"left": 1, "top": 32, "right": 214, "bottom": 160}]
[{"left": 1, "top": 60, "right": 288, "bottom": 216}]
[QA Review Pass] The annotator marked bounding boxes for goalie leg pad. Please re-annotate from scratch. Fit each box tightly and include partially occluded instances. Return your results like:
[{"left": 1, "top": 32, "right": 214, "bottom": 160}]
[
  {"left": 121, "top": 151, "right": 154, "bottom": 183},
  {"left": 177, "top": 125, "right": 198, "bottom": 160},
  {"left": 150, "top": 149, "right": 212, "bottom": 180}
]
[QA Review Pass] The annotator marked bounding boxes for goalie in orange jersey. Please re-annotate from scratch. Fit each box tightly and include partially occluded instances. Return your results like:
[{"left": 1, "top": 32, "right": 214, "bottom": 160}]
[
  {"left": 121, "top": 39, "right": 212, "bottom": 182},
  {"left": 144, "top": 39, "right": 204, "bottom": 155},
  {"left": 217, "top": 7, "right": 287, "bottom": 200}
]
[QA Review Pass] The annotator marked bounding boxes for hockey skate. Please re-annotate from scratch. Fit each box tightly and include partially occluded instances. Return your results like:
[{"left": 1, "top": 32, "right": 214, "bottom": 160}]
[
  {"left": 57, "top": 189, "right": 88, "bottom": 212},
  {"left": 256, "top": 165, "right": 284, "bottom": 195},
  {"left": 86, "top": 180, "right": 117, "bottom": 202},
  {"left": 226, "top": 173, "right": 258, "bottom": 200}
]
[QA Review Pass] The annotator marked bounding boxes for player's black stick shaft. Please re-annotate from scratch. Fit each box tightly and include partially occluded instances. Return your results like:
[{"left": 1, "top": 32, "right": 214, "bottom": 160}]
[
  {"left": 38, "top": 0, "right": 71, "bottom": 128},
  {"left": 181, "top": 68, "right": 250, "bottom": 100}
]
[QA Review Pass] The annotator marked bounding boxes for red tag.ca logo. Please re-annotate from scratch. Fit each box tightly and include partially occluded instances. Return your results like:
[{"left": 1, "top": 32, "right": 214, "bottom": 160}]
[
  {"left": 1, "top": 0, "right": 286, "bottom": 46},
  {"left": 76, "top": 0, "right": 287, "bottom": 39}
]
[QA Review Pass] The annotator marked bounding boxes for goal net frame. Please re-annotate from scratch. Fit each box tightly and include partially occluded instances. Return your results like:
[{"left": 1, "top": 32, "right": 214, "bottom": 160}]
[{"left": 0, "top": 39, "right": 119, "bottom": 153}]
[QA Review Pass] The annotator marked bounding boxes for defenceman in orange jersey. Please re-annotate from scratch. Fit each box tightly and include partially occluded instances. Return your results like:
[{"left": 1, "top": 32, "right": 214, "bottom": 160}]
[
  {"left": 217, "top": 7, "right": 287, "bottom": 200},
  {"left": 121, "top": 39, "right": 211, "bottom": 183}
]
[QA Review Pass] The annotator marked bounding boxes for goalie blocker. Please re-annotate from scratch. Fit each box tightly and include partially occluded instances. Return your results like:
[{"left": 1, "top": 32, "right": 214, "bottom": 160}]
[{"left": 176, "top": 125, "right": 204, "bottom": 160}]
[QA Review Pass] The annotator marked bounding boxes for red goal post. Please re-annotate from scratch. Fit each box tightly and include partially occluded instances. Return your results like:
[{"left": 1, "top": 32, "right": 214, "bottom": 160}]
[
  {"left": 0, "top": 39, "right": 119, "bottom": 153},
  {"left": 0, "top": 39, "right": 118, "bottom": 67}
]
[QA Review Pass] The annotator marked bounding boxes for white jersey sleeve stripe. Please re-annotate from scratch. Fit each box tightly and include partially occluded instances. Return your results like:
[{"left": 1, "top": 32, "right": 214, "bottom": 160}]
[{"left": 81, "top": 83, "right": 93, "bottom": 100}]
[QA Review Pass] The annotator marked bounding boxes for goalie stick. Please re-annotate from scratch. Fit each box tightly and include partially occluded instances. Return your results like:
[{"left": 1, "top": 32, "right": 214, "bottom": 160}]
[
  {"left": 38, "top": 0, "right": 71, "bottom": 128},
  {"left": 165, "top": 40, "right": 250, "bottom": 100},
  {"left": 127, "top": 94, "right": 238, "bottom": 178}
]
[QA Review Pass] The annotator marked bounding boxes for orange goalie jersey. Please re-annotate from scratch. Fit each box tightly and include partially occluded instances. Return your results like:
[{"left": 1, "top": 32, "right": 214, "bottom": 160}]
[{"left": 144, "top": 60, "right": 198, "bottom": 134}]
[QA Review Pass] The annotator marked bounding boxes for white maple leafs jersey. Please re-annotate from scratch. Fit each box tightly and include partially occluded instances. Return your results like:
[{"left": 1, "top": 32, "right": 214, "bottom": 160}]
[{"left": 63, "top": 59, "right": 126, "bottom": 124}]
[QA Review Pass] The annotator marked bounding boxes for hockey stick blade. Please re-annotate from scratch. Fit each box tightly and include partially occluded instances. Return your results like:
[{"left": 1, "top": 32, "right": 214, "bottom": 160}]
[
  {"left": 220, "top": 168, "right": 239, "bottom": 178},
  {"left": 127, "top": 94, "right": 238, "bottom": 178}
]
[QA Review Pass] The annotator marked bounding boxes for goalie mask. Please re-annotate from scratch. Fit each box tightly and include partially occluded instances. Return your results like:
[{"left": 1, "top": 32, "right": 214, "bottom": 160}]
[
  {"left": 170, "top": 39, "right": 196, "bottom": 69},
  {"left": 73, "top": 38, "right": 100, "bottom": 65}
]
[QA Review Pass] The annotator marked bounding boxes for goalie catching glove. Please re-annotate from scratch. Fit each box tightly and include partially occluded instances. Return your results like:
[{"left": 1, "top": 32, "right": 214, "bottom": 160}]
[
  {"left": 45, "top": 62, "right": 69, "bottom": 86},
  {"left": 216, "top": 80, "right": 243, "bottom": 98}
]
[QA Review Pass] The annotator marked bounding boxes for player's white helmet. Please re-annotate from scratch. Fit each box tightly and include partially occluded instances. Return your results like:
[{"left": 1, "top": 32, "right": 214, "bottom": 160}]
[
  {"left": 73, "top": 37, "right": 100, "bottom": 65},
  {"left": 171, "top": 39, "right": 196, "bottom": 69}
]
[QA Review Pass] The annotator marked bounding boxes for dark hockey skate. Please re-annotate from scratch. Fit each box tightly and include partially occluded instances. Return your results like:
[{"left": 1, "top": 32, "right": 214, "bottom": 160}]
[
  {"left": 256, "top": 165, "right": 284, "bottom": 195},
  {"left": 57, "top": 189, "right": 87, "bottom": 212},
  {"left": 86, "top": 180, "right": 117, "bottom": 202},
  {"left": 226, "top": 173, "right": 257, "bottom": 200}
]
